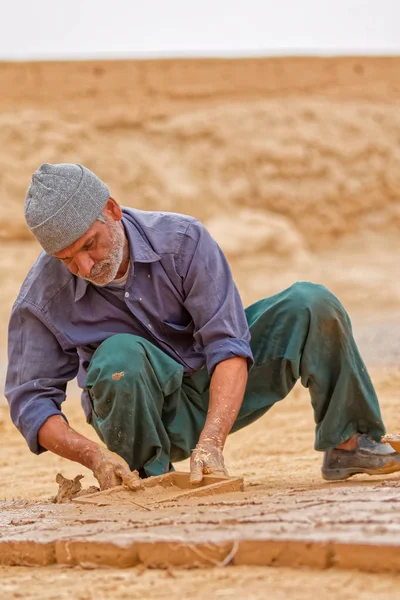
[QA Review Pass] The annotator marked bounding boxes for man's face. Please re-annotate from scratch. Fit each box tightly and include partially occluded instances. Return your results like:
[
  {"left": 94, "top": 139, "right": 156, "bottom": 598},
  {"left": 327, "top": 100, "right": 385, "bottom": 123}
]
[{"left": 53, "top": 209, "right": 126, "bottom": 287}]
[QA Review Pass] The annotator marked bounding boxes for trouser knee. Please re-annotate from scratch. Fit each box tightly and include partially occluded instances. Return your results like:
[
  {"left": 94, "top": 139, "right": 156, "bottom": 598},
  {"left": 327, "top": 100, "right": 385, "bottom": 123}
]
[
  {"left": 88, "top": 334, "right": 149, "bottom": 379},
  {"left": 86, "top": 334, "right": 149, "bottom": 419},
  {"left": 288, "top": 282, "right": 348, "bottom": 325}
]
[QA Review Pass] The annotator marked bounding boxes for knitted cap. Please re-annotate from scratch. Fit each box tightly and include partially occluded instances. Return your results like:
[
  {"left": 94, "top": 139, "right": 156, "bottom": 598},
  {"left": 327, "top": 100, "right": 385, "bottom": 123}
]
[{"left": 24, "top": 163, "right": 110, "bottom": 254}]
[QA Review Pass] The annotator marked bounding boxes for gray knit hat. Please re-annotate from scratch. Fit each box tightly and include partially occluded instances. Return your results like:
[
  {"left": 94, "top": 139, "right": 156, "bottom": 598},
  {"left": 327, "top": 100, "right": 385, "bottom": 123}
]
[{"left": 24, "top": 163, "right": 110, "bottom": 254}]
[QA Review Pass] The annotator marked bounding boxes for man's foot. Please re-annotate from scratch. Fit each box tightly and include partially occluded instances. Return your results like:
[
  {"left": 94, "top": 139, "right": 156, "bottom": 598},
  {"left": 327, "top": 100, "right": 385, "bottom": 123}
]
[{"left": 322, "top": 434, "right": 400, "bottom": 481}]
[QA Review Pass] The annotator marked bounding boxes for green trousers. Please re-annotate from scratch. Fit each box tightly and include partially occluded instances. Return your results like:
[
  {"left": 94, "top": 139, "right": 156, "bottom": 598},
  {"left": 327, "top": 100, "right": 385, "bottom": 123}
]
[{"left": 85, "top": 282, "right": 385, "bottom": 477}]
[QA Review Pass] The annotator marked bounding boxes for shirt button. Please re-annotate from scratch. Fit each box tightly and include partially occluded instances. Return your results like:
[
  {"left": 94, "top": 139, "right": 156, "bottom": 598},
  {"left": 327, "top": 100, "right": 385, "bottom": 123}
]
[{"left": 125, "top": 292, "right": 130, "bottom": 298}]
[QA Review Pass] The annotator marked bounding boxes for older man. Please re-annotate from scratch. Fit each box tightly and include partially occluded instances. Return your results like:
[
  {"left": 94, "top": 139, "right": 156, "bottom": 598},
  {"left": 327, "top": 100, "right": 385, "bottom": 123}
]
[{"left": 5, "top": 163, "right": 400, "bottom": 489}]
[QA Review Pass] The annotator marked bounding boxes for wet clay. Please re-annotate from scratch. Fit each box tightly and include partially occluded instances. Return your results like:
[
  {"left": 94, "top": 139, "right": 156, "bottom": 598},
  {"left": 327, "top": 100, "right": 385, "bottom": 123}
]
[
  {"left": 3, "top": 485, "right": 400, "bottom": 571},
  {"left": 53, "top": 474, "right": 99, "bottom": 504},
  {"left": 73, "top": 472, "right": 244, "bottom": 507},
  {"left": 112, "top": 371, "right": 125, "bottom": 380}
]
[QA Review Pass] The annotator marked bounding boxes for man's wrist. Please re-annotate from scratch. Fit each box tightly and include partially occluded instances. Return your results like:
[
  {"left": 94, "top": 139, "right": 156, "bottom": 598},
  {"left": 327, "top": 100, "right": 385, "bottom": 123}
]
[
  {"left": 198, "top": 428, "right": 226, "bottom": 449},
  {"left": 78, "top": 441, "right": 102, "bottom": 471}
]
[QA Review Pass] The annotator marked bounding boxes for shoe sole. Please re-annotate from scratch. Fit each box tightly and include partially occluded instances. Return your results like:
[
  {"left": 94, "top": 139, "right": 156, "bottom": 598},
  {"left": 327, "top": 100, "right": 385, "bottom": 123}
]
[{"left": 322, "top": 463, "right": 400, "bottom": 481}]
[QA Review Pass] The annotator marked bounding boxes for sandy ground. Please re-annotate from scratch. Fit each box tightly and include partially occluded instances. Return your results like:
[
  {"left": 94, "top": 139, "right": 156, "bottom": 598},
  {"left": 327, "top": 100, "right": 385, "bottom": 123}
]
[
  {"left": 1, "top": 56, "right": 400, "bottom": 597},
  {"left": 1, "top": 565, "right": 400, "bottom": 600}
]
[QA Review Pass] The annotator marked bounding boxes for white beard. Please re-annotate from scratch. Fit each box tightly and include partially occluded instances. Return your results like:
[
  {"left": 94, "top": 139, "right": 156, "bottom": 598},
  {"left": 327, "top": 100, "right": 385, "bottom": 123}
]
[{"left": 80, "top": 220, "right": 126, "bottom": 286}]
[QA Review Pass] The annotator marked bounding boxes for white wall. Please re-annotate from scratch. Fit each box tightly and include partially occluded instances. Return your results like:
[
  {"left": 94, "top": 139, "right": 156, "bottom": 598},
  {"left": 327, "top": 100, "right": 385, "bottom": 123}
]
[{"left": 2, "top": 0, "right": 399, "bottom": 60}]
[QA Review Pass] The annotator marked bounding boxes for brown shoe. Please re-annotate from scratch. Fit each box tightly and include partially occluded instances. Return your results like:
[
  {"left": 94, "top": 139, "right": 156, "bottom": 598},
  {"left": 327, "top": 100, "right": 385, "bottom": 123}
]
[{"left": 321, "top": 434, "right": 400, "bottom": 481}]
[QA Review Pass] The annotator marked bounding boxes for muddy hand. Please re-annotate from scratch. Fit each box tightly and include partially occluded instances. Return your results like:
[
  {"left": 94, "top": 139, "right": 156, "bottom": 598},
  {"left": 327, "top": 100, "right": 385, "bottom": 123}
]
[
  {"left": 190, "top": 441, "right": 228, "bottom": 484},
  {"left": 91, "top": 447, "right": 143, "bottom": 491}
]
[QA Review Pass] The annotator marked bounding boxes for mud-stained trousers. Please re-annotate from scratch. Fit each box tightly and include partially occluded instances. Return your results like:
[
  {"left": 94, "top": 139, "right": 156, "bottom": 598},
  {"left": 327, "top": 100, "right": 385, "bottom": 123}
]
[{"left": 85, "top": 282, "right": 385, "bottom": 477}]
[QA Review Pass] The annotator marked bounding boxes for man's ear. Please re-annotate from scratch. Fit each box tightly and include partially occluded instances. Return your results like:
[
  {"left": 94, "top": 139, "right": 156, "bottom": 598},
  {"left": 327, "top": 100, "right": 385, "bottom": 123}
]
[{"left": 104, "top": 197, "right": 122, "bottom": 221}]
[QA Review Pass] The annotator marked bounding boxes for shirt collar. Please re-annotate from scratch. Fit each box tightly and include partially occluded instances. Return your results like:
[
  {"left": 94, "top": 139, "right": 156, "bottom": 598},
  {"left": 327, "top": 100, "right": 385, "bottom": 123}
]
[
  {"left": 74, "top": 209, "right": 160, "bottom": 302},
  {"left": 123, "top": 209, "right": 161, "bottom": 264}
]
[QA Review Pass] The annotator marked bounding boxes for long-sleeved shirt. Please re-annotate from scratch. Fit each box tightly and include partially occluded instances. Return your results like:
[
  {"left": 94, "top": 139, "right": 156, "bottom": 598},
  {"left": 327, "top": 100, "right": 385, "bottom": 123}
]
[{"left": 5, "top": 208, "right": 253, "bottom": 454}]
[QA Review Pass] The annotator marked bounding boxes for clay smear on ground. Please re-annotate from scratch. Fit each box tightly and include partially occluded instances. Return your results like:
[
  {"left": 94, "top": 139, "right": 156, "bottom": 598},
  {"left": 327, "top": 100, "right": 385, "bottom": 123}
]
[
  {"left": 2, "top": 485, "right": 400, "bottom": 571},
  {"left": 73, "top": 472, "right": 244, "bottom": 507}
]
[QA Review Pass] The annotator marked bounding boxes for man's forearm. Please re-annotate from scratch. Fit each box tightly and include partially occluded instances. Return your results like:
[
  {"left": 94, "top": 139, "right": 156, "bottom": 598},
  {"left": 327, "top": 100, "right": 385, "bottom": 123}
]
[
  {"left": 39, "top": 415, "right": 142, "bottom": 491},
  {"left": 38, "top": 414, "right": 101, "bottom": 470},
  {"left": 199, "top": 356, "right": 248, "bottom": 448}
]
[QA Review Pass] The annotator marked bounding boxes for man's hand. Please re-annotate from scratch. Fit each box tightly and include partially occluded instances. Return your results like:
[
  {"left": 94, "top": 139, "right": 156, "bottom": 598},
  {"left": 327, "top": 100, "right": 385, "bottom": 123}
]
[
  {"left": 38, "top": 415, "right": 142, "bottom": 491},
  {"left": 190, "top": 440, "right": 228, "bottom": 484},
  {"left": 90, "top": 446, "right": 142, "bottom": 491}
]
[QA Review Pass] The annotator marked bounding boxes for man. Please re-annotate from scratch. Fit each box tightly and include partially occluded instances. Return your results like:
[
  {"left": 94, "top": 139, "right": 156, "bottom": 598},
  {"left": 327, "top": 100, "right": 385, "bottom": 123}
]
[{"left": 5, "top": 163, "right": 400, "bottom": 490}]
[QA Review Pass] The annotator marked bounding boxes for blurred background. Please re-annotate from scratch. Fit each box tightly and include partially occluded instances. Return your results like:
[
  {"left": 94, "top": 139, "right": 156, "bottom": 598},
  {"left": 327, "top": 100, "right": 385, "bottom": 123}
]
[{"left": 1, "top": 0, "right": 400, "bottom": 390}]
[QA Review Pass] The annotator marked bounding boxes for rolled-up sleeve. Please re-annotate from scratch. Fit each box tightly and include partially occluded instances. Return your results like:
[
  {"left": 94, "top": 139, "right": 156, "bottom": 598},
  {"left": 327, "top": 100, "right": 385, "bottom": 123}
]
[
  {"left": 178, "top": 220, "right": 253, "bottom": 374},
  {"left": 5, "top": 301, "right": 79, "bottom": 454}
]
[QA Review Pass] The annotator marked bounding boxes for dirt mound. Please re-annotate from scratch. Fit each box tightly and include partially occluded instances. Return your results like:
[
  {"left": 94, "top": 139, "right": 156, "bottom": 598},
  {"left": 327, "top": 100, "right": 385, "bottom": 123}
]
[
  {"left": 206, "top": 209, "right": 307, "bottom": 261},
  {"left": 2, "top": 98, "right": 400, "bottom": 253}
]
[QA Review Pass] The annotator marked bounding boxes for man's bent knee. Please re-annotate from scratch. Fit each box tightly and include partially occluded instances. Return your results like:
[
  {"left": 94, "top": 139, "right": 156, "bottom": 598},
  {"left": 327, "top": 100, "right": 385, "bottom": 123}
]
[
  {"left": 288, "top": 282, "right": 347, "bottom": 322},
  {"left": 87, "top": 334, "right": 149, "bottom": 385}
]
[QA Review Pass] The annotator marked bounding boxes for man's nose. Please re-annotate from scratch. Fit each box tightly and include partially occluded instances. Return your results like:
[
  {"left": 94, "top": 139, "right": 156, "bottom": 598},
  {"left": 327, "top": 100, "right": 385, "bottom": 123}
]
[{"left": 75, "top": 255, "right": 94, "bottom": 278}]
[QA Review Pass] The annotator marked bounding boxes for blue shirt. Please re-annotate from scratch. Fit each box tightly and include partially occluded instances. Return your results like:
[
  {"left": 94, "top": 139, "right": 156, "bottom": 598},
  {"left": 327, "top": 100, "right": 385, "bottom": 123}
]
[{"left": 5, "top": 208, "right": 253, "bottom": 454}]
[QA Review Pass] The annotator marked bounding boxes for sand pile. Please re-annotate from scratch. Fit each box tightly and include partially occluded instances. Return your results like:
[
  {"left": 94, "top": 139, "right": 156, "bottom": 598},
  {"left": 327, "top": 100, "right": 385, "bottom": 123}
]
[{"left": 2, "top": 98, "right": 400, "bottom": 259}]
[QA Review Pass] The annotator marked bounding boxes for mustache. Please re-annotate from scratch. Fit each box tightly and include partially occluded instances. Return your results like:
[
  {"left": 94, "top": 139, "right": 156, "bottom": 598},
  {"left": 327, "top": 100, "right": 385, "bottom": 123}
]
[{"left": 79, "top": 259, "right": 111, "bottom": 282}]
